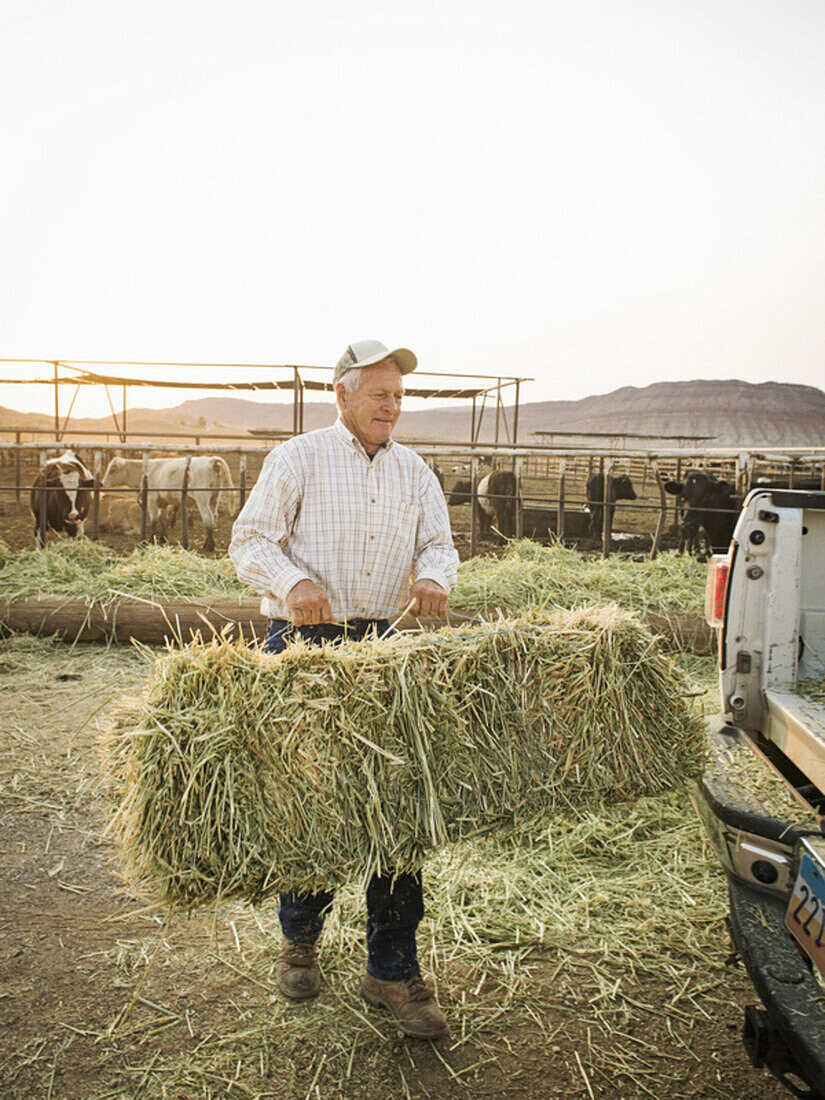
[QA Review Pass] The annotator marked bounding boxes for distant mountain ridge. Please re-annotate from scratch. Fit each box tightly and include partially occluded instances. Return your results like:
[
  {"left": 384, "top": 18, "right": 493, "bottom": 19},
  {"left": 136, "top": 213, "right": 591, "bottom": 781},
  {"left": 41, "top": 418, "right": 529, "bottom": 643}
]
[
  {"left": 170, "top": 380, "right": 825, "bottom": 446},
  {"left": 3, "top": 380, "right": 825, "bottom": 447}
]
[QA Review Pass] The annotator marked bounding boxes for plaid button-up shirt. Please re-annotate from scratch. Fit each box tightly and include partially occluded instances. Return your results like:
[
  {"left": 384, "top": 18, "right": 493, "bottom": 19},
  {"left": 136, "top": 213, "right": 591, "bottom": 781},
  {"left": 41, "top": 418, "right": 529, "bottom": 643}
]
[{"left": 229, "top": 419, "right": 459, "bottom": 620}]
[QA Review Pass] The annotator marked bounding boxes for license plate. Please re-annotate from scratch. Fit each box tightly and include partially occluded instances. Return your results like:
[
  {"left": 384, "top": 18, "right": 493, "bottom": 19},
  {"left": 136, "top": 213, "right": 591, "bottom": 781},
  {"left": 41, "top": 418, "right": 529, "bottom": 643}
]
[{"left": 786, "top": 841, "right": 825, "bottom": 979}]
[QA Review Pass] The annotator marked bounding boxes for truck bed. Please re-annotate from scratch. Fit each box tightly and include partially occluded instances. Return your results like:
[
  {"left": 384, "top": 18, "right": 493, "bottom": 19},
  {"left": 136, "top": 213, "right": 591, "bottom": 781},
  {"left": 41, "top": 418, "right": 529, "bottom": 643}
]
[{"left": 765, "top": 689, "right": 825, "bottom": 805}]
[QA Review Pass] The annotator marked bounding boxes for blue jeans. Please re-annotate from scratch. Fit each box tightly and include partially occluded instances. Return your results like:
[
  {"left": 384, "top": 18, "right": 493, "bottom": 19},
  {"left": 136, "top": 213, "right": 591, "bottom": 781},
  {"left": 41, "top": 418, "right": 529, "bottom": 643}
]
[{"left": 264, "top": 617, "right": 423, "bottom": 981}]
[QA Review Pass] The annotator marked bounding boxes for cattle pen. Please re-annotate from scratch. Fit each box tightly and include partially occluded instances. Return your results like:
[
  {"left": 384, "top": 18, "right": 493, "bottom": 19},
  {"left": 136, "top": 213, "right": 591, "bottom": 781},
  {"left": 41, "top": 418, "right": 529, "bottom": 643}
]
[
  {"left": 2, "top": 434, "right": 825, "bottom": 561},
  {"left": 3, "top": 356, "right": 824, "bottom": 558}
]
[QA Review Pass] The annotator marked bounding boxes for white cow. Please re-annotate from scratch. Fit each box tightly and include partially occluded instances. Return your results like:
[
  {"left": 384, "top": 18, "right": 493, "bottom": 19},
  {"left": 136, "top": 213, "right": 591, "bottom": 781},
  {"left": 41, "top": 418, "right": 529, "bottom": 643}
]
[
  {"left": 98, "top": 495, "right": 144, "bottom": 538},
  {"left": 102, "top": 456, "right": 234, "bottom": 551}
]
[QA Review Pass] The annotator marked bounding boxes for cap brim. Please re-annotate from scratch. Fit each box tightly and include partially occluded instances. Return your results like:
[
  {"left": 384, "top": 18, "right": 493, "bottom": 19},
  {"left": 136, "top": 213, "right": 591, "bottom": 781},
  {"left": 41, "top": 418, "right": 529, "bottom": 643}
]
[{"left": 350, "top": 347, "right": 417, "bottom": 374}]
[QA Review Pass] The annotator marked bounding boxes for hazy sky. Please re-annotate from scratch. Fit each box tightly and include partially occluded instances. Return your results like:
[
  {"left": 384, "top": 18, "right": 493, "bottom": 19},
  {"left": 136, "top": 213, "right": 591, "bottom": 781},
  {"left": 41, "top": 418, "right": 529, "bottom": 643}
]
[{"left": 2, "top": 0, "right": 824, "bottom": 419}]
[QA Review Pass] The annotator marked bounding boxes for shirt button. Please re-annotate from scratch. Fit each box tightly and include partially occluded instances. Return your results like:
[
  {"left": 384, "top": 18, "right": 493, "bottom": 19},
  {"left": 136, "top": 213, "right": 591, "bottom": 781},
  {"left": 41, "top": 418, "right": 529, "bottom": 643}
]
[
  {"left": 371, "top": 498, "right": 376, "bottom": 503},
  {"left": 370, "top": 534, "right": 375, "bottom": 540},
  {"left": 366, "top": 571, "right": 371, "bottom": 576}
]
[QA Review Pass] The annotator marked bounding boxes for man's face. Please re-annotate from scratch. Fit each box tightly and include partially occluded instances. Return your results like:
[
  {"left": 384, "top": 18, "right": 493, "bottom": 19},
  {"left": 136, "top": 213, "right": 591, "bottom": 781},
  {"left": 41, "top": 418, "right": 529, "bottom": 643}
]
[{"left": 337, "top": 359, "right": 404, "bottom": 453}]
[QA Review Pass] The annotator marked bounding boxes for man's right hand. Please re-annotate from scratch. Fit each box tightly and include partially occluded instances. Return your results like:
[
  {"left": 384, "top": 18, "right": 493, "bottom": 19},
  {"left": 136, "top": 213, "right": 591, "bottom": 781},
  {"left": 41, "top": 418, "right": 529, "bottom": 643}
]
[{"left": 286, "top": 579, "right": 334, "bottom": 626}]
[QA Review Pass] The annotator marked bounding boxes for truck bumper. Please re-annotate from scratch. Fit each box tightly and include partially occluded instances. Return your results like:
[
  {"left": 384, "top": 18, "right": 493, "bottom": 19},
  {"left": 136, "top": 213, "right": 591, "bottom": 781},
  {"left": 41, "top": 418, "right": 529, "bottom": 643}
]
[{"left": 694, "top": 722, "right": 825, "bottom": 1097}]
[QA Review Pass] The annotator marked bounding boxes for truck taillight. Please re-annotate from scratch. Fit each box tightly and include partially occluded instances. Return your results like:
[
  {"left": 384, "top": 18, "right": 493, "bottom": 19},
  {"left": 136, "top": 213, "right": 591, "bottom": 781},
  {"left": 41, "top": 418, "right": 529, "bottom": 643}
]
[{"left": 705, "top": 554, "right": 730, "bottom": 627}]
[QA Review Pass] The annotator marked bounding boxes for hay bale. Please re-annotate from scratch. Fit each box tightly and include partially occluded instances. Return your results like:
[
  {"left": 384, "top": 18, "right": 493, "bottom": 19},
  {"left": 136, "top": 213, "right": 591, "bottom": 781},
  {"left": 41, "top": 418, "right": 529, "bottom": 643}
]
[{"left": 101, "top": 605, "right": 707, "bottom": 910}]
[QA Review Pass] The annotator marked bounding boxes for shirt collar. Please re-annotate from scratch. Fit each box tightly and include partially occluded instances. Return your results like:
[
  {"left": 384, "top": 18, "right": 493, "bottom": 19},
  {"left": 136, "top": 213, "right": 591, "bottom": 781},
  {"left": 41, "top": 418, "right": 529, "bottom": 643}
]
[{"left": 333, "top": 416, "right": 395, "bottom": 458}]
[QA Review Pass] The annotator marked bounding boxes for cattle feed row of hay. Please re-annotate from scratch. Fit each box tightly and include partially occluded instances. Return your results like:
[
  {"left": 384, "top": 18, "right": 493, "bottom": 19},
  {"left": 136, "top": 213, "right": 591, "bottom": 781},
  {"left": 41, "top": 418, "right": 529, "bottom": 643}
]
[
  {"left": 100, "top": 605, "right": 707, "bottom": 909},
  {"left": 451, "top": 538, "right": 708, "bottom": 617},
  {"left": 0, "top": 539, "right": 250, "bottom": 608},
  {"left": 0, "top": 536, "right": 708, "bottom": 618}
]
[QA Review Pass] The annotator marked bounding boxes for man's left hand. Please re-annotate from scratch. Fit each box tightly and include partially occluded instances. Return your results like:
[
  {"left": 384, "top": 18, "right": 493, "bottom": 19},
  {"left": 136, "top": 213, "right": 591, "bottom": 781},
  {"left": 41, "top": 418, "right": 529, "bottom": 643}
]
[{"left": 405, "top": 579, "right": 449, "bottom": 618}]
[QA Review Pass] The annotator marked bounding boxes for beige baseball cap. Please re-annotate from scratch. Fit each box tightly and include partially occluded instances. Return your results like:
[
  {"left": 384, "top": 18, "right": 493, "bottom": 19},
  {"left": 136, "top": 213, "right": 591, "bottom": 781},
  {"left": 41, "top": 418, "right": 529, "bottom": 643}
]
[{"left": 334, "top": 339, "right": 417, "bottom": 383}]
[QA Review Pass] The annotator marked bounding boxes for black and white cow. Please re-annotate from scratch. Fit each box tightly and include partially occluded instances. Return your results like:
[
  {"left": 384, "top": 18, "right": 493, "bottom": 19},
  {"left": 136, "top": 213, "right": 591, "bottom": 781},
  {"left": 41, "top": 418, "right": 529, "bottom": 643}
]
[
  {"left": 665, "top": 471, "right": 740, "bottom": 557},
  {"left": 447, "top": 471, "right": 516, "bottom": 538},
  {"left": 585, "top": 473, "right": 637, "bottom": 537},
  {"left": 478, "top": 470, "right": 517, "bottom": 538},
  {"left": 29, "top": 450, "right": 96, "bottom": 547}
]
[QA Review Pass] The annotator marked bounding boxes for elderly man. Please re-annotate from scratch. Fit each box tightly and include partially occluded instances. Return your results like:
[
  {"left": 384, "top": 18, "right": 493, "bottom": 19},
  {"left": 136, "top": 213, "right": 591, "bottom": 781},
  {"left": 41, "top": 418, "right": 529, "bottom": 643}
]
[{"left": 229, "top": 339, "right": 458, "bottom": 1038}]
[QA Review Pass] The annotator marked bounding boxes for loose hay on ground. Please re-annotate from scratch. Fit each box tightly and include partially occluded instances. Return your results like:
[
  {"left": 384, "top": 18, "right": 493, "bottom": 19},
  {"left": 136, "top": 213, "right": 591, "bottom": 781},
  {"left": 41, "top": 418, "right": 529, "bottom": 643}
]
[{"left": 101, "top": 605, "right": 707, "bottom": 909}]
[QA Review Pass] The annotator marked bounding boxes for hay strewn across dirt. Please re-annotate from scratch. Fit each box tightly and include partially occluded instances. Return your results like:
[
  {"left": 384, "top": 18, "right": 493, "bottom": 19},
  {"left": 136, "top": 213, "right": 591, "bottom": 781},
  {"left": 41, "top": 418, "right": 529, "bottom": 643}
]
[
  {"left": 101, "top": 605, "right": 707, "bottom": 908},
  {"left": 2, "top": 638, "right": 789, "bottom": 1098}
]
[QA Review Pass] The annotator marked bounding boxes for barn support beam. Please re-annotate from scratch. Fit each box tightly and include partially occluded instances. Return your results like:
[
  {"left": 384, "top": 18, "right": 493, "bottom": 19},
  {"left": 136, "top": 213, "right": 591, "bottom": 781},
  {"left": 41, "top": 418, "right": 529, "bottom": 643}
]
[
  {"left": 103, "top": 385, "right": 125, "bottom": 444},
  {"left": 53, "top": 362, "right": 60, "bottom": 444},
  {"left": 59, "top": 384, "right": 81, "bottom": 440}
]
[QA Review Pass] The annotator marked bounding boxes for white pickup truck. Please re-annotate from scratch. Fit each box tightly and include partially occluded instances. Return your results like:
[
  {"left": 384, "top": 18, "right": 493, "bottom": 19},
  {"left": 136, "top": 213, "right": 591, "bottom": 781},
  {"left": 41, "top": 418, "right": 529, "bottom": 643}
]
[{"left": 695, "top": 487, "right": 825, "bottom": 1098}]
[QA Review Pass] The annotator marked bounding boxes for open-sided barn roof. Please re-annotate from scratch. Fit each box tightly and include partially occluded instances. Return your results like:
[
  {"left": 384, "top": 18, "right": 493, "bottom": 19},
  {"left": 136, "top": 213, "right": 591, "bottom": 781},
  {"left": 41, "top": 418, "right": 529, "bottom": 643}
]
[
  {"left": 0, "top": 360, "right": 519, "bottom": 400},
  {"left": 0, "top": 358, "right": 529, "bottom": 444}
]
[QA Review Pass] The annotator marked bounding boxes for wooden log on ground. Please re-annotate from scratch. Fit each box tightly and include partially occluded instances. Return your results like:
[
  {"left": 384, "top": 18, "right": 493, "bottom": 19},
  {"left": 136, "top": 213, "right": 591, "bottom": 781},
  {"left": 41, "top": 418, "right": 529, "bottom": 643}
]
[
  {"left": 0, "top": 598, "right": 715, "bottom": 653},
  {"left": 0, "top": 598, "right": 270, "bottom": 645}
]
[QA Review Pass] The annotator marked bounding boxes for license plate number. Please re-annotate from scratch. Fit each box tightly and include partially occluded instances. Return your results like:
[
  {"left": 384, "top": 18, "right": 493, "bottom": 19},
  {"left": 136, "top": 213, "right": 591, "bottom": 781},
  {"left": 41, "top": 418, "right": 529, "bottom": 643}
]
[{"left": 786, "top": 848, "right": 825, "bottom": 979}]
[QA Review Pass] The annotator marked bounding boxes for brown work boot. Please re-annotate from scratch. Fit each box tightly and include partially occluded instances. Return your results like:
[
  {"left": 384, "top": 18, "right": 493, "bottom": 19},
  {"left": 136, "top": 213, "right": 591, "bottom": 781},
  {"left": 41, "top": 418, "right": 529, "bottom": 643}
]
[
  {"left": 276, "top": 938, "right": 321, "bottom": 1001},
  {"left": 361, "top": 973, "right": 447, "bottom": 1038}
]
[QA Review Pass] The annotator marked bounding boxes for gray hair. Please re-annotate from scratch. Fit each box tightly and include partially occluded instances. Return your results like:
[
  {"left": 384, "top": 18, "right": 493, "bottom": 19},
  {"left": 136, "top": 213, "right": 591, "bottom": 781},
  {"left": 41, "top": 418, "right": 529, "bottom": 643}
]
[{"left": 337, "top": 367, "right": 363, "bottom": 396}]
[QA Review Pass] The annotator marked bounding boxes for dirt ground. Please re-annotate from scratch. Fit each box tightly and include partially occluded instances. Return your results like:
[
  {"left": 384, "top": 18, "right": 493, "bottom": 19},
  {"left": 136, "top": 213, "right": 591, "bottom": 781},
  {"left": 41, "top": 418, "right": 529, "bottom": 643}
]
[{"left": 0, "top": 635, "right": 794, "bottom": 1100}]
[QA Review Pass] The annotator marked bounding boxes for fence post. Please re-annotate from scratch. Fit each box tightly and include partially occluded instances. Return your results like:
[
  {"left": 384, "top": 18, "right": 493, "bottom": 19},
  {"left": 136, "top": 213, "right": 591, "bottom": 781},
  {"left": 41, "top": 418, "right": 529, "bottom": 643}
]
[
  {"left": 515, "top": 457, "right": 523, "bottom": 539},
  {"left": 14, "top": 431, "right": 21, "bottom": 502},
  {"left": 37, "top": 466, "right": 48, "bottom": 547},
  {"left": 180, "top": 456, "right": 191, "bottom": 550},
  {"left": 557, "top": 457, "right": 566, "bottom": 541},
  {"left": 470, "top": 456, "right": 478, "bottom": 559},
  {"left": 239, "top": 453, "right": 247, "bottom": 513},
  {"left": 673, "top": 457, "right": 682, "bottom": 523},
  {"left": 649, "top": 459, "right": 667, "bottom": 560},
  {"left": 140, "top": 451, "right": 149, "bottom": 542},
  {"left": 601, "top": 457, "right": 612, "bottom": 558},
  {"left": 92, "top": 452, "right": 101, "bottom": 540}
]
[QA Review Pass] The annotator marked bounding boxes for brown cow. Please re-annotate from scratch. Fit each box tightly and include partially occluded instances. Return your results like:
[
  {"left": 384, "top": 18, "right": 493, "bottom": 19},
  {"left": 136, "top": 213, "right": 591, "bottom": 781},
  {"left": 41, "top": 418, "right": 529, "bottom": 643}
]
[{"left": 29, "top": 450, "right": 95, "bottom": 547}]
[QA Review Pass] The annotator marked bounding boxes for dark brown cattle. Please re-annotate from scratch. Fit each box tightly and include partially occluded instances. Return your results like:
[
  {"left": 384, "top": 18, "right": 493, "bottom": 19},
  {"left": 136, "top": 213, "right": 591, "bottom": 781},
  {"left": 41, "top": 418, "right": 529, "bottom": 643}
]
[
  {"left": 428, "top": 461, "right": 445, "bottom": 491},
  {"left": 586, "top": 473, "right": 637, "bottom": 536},
  {"left": 29, "top": 451, "right": 96, "bottom": 547},
  {"left": 665, "top": 471, "right": 740, "bottom": 557},
  {"left": 521, "top": 508, "right": 591, "bottom": 540},
  {"left": 447, "top": 480, "right": 472, "bottom": 506}
]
